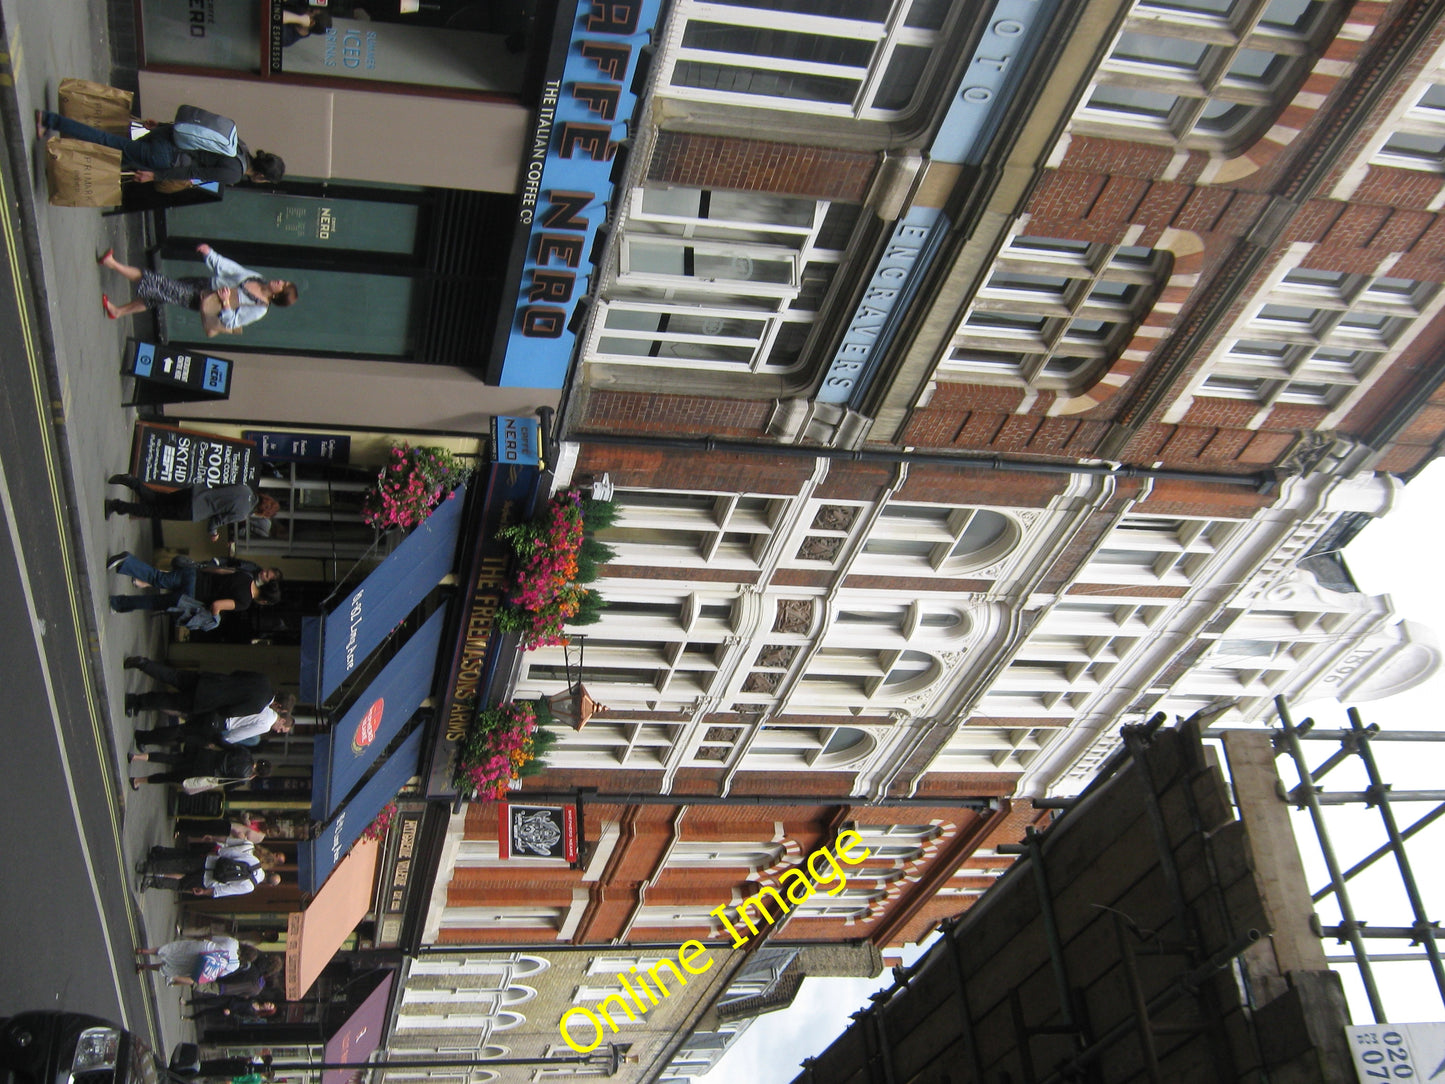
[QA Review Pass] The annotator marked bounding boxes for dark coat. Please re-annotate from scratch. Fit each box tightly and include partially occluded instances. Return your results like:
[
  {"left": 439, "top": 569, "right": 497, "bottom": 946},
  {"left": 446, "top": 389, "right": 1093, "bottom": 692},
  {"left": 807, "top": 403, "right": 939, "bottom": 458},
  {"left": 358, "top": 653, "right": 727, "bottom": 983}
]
[{"left": 191, "top": 671, "right": 273, "bottom": 717}]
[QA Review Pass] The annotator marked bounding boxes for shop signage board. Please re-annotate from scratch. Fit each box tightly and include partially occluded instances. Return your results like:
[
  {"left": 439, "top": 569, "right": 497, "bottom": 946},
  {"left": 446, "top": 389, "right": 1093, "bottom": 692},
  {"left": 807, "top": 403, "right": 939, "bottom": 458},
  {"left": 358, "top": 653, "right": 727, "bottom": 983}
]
[
  {"left": 298, "top": 483, "right": 466, "bottom": 703},
  {"left": 376, "top": 805, "right": 425, "bottom": 948},
  {"left": 491, "top": 415, "right": 541, "bottom": 466},
  {"left": 425, "top": 462, "right": 541, "bottom": 798},
  {"left": 312, "top": 605, "right": 449, "bottom": 819},
  {"left": 493, "top": 0, "right": 663, "bottom": 389},
  {"left": 1347, "top": 1022, "right": 1445, "bottom": 1081},
  {"left": 125, "top": 339, "right": 234, "bottom": 403},
  {"left": 299, "top": 724, "right": 426, "bottom": 894},
  {"left": 242, "top": 430, "right": 352, "bottom": 464},
  {"left": 499, "top": 802, "right": 577, "bottom": 862},
  {"left": 132, "top": 422, "right": 258, "bottom": 489}
]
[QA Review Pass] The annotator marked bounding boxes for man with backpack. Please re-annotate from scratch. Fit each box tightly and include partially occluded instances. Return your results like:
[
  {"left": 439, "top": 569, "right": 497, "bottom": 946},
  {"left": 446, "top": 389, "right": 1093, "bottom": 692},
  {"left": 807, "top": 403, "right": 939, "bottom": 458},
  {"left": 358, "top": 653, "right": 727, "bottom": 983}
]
[
  {"left": 36, "top": 103, "right": 284, "bottom": 187},
  {"left": 139, "top": 839, "right": 282, "bottom": 898}
]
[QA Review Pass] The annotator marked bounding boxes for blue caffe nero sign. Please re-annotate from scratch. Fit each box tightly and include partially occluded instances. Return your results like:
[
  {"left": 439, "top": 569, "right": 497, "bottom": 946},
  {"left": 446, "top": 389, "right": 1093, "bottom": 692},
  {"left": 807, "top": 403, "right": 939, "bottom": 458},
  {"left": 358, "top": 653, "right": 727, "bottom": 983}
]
[{"left": 497, "top": 0, "right": 661, "bottom": 389}]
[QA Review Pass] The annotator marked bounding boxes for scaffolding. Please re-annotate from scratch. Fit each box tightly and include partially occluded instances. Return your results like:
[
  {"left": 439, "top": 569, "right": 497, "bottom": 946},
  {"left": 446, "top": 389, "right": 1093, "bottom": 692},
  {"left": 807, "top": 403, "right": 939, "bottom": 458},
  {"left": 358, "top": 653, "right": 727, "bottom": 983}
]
[{"left": 1210, "top": 695, "right": 1445, "bottom": 1025}]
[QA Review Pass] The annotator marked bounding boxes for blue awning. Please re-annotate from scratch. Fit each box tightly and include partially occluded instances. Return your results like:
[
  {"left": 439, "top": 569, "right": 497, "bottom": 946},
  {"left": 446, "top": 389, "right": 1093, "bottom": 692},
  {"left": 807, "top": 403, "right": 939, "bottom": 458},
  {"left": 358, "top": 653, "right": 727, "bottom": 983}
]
[
  {"left": 299, "top": 725, "right": 427, "bottom": 894},
  {"left": 312, "top": 605, "right": 449, "bottom": 820},
  {"left": 300, "top": 485, "right": 467, "bottom": 703}
]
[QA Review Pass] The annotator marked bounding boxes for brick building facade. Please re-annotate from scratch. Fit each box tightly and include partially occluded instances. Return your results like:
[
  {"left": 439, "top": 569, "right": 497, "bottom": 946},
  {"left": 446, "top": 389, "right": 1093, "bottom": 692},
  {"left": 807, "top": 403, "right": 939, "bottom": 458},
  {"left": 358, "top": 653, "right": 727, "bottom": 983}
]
[{"left": 406, "top": 0, "right": 1445, "bottom": 1078}]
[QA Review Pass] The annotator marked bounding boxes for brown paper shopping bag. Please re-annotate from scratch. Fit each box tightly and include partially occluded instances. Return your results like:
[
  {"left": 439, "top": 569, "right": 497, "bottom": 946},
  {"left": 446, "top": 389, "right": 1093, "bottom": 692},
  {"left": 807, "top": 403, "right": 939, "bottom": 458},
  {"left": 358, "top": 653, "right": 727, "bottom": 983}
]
[
  {"left": 58, "top": 78, "right": 134, "bottom": 135},
  {"left": 44, "top": 137, "right": 123, "bottom": 207}
]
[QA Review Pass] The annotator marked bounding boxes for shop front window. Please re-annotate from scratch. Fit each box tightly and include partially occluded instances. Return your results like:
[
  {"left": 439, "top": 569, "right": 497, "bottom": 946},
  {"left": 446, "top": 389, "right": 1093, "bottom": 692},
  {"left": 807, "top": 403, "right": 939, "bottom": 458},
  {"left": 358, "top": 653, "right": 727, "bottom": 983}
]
[{"left": 141, "top": 0, "right": 528, "bottom": 93}]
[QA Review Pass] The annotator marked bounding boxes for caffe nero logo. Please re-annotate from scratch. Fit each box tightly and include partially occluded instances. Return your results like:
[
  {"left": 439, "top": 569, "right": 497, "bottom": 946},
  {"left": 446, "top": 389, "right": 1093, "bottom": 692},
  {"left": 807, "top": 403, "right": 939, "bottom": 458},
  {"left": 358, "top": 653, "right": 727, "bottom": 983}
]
[{"left": 353, "top": 698, "right": 383, "bottom": 754}]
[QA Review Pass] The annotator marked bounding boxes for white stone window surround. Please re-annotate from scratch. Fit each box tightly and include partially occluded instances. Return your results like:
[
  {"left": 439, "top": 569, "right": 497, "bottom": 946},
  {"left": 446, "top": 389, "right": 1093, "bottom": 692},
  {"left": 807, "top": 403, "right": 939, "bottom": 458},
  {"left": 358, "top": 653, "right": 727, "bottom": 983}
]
[
  {"left": 595, "top": 488, "right": 787, "bottom": 571},
  {"left": 1166, "top": 244, "right": 1445, "bottom": 427},
  {"left": 1074, "top": 513, "right": 1241, "bottom": 586},
  {"left": 1332, "top": 38, "right": 1445, "bottom": 199},
  {"left": 940, "top": 231, "right": 1171, "bottom": 390},
  {"left": 854, "top": 502, "right": 1023, "bottom": 575},
  {"left": 1068, "top": 0, "right": 1340, "bottom": 151},
  {"left": 591, "top": 187, "right": 843, "bottom": 375},
  {"left": 933, "top": 724, "right": 1057, "bottom": 771},
  {"left": 656, "top": 0, "right": 950, "bottom": 121}
]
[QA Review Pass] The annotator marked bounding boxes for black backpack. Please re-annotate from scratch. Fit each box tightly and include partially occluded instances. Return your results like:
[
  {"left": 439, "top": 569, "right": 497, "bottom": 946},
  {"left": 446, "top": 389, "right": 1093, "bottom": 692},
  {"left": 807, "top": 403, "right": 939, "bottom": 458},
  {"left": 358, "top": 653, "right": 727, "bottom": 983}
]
[
  {"left": 211, "top": 856, "right": 262, "bottom": 885},
  {"left": 220, "top": 747, "right": 254, "bottom": 779}
]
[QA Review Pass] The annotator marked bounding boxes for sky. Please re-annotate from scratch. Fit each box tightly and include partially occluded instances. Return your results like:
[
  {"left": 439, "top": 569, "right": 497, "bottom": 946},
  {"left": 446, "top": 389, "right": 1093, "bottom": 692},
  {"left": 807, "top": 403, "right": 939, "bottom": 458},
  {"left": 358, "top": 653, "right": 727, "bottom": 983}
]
[{"left": 704, "top": 461, "right": 1445, "bottom": 1083}]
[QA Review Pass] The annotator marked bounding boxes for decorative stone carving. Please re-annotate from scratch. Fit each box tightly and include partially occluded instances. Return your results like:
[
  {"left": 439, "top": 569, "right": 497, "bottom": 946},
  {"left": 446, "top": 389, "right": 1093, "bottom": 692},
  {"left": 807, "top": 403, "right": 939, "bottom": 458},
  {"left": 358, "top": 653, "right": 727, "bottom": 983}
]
[
  {"left": 704, "top": 726, "right": 742, "bottom": 743},
  {"left": 798, "top": 536, "right": 845, "bottom": 562},
  {"left": 774, "top": 598, "right": 815, "bottom": 634},
  {"left": 811, "top": 504, "right": 859, "bottom": 531},
  {"left": 757, "top": 644, "right": 799, "bottom": 668},
  {"left": 743, "top": 672, "right": 782, "bottom": 694}
]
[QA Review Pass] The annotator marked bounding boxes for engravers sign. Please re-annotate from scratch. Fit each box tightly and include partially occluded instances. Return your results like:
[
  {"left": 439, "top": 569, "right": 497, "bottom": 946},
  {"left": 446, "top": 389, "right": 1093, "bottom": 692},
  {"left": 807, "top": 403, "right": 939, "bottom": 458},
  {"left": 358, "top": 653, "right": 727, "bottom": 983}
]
[
  {"left": 133, "top": 422, "right": 259, "bottom": 489},
  {"left": 499, "top": 803, "right": 577, "bottom": 862}
]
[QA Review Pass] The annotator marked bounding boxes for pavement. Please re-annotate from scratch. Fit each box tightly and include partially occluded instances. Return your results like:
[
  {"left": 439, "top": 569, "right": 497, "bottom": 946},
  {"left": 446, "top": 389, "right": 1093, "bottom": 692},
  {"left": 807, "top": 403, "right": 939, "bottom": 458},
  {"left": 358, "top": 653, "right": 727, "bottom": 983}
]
[{"left": 0, "top": 0, "right": 192, "bottom": 1055}]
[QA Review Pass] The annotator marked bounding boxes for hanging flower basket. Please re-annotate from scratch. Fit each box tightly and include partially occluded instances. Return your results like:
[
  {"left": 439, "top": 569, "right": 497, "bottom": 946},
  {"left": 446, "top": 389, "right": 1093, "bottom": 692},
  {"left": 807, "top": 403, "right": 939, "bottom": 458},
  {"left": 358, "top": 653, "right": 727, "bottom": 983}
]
[
  {"left": 452, "top": 698, "right": 559, "bottom": 801},
  {"left": 494, "top": 488, "right": 615, "bottom": 649},
  {"left": 360, "top": 802, "right": 398, "bottom": 842},
  {"left": 361, "top": 443, "right": 472, "bottom": 531}
]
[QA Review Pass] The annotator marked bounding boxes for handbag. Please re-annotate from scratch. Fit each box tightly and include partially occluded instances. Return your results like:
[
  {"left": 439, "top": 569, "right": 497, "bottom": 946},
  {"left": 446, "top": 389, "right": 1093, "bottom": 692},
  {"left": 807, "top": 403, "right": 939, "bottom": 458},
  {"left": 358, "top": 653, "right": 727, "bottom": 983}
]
[
  {"left": 44, "top": 137, "right": 123, "bottom": 207},
  {"left": 170, "top": 594, "right": 221, "bottom": 631},
  {"left": 58, "top": 78, "right": 134, "bottom": 135},
  {"left": 181, "top": 775, "right": 250, "bottom": 795},
  {"left": 193, "top": 951, "right": 231, "bottom": 984}
]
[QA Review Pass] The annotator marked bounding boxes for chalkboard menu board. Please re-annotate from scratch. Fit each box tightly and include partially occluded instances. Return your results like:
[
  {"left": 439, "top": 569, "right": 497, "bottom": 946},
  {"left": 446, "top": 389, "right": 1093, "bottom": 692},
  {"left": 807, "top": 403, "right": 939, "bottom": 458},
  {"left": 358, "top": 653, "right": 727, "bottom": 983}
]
[{"left": 132, "top": 422, "right": 259, "bottom": 490}]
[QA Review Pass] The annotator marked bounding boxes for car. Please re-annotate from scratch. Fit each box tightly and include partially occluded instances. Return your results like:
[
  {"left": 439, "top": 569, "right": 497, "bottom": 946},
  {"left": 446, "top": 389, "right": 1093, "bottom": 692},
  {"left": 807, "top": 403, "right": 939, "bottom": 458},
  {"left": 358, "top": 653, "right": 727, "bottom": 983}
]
[{"left": 0, "top": 1012, "right": 162, "bottom": 1084}]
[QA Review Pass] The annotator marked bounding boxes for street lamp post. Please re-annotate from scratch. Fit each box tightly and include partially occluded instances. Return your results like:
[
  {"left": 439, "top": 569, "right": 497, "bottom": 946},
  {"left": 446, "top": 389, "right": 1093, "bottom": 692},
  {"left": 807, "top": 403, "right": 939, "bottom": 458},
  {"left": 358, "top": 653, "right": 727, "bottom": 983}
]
[{"left": 268, "top": 1045, "right": 625, "bottom": 1077}]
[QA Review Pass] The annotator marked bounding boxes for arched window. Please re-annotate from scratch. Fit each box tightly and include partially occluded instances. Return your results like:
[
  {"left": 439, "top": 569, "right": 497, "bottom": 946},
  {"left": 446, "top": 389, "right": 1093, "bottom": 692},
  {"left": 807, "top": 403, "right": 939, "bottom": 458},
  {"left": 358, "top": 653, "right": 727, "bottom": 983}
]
[
  {"left": 741, "top": 724, "right": 877, "bottom": 768},
  {"left": 860, "top": 504, "right": 1019, "bottom": 573},
  {"left": 1071, "top": 0, "right": 1341, "bottom": 152},
  {"left": 941, "top": 235, "right": 1170, "bottom": 391}
]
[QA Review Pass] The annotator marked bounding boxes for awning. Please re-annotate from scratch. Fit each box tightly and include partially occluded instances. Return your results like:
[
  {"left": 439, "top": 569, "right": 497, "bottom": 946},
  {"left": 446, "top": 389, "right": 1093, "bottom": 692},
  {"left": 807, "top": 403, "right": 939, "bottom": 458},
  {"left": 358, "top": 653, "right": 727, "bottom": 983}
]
[
  {"left": 285, "top": 837, "right": 381, "bottom": 1000},
  {"left": 299, "top": 725, "right": 427, "bottom": 894},
  {"left": 312, "top": 605, "right": 449, "bottom": 820},
  {"left": 320, "top": 972, "right": 395, "bottom": 1084},
  {"left": 300, "top": 484, "right": 467, "bottom": 703}
]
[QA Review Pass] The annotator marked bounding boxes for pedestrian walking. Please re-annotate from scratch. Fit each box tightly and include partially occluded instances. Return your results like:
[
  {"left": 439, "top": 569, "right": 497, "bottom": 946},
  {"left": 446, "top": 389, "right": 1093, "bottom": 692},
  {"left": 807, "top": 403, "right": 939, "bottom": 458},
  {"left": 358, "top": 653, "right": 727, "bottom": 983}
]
[
  {"left": 107, "top": 557, "right": 281, "bottom": 618},
  {"left": 135, "top": 692, "right": 296, "bottom": 748},
  {"left": 184, "top": 997, "right": 278, "bottom": 1025},
  {"left": 121, "top": 657, "right": 276, "bottom": 716},
  {"left": 127, "top": 745, "right": 269, "bottom": 791},
  {"left": 104, "top": 477, "right": 280, "bottom": 541},
  {"left": 98, "top": 244, "right": 298, "bottom": 334},
  {"left": 135, "top": 935, "right": 241, "bottom": 987},
  {"left": 36, "top": 108, "right": 283, "bottom": 187},
  {"left": 138, "top": 839, "right": 282, "bottom": 896}
]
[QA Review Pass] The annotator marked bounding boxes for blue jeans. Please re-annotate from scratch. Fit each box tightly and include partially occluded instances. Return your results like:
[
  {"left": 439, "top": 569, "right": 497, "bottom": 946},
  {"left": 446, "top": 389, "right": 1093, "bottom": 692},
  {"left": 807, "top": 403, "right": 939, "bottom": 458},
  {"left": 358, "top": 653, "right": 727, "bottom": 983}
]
[
  {"left": 42, "top": 112, "right": 178, "bottom": 173},
  {"left": 110, "top": 555, "right": 195, "bottom": 612}
]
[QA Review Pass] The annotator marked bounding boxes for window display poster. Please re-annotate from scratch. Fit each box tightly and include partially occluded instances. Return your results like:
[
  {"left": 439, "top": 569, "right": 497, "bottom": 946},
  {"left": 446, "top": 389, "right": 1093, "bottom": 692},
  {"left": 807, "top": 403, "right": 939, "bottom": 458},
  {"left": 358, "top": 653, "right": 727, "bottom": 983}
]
[
  {"left": 499, "top": 803, "right": 577, "bottom": 862},
  {"left": 277, "top": 17, "right": 524, "bottom": 92},
  {"left": 243, "top": 430, "right": 352, "bottom": 464},
  {"left": 133, "top": 422, "right": 259, "bottom": 489},
  {"left": 141, "top": 0, "right": 262, "bottom": 71}
]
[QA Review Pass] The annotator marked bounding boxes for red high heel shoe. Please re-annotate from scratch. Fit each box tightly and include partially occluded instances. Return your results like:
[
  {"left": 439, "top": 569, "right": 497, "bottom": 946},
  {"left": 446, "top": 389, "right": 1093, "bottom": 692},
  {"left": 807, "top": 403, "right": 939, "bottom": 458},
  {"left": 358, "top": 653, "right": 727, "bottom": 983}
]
[
  {"left": 101, "top": 293, "right": 118, "bottom": 320},
  {"left": 96, "top": 248, "right": 113, "bottom": 266}
]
